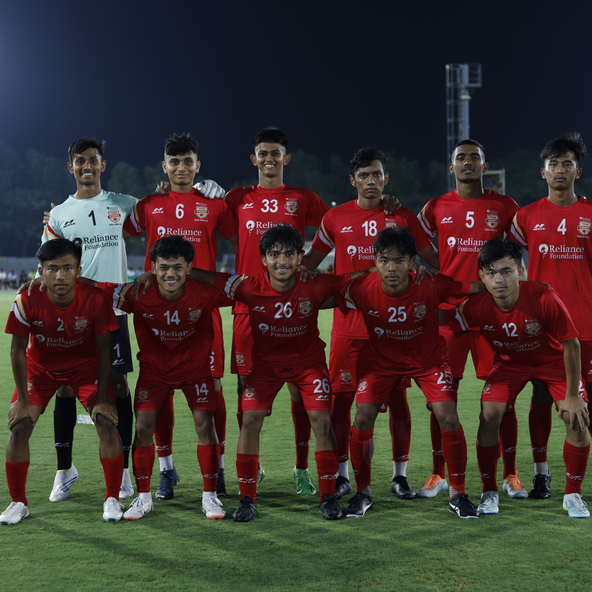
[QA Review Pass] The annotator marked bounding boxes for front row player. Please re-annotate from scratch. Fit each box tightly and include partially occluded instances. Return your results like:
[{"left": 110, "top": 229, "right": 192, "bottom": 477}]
[
  {"left": 338, "top": 227, "right": 483, "bottom": 519},
  {"left": 1, "top": 239, "right": 124, "bottom": 525},
  {"left": 87, "top": 236, "right": 232, "bottom": 520},
  {"left": 189, "top": 224, "right": 354, "bottom": 521},
  {"left": 445, "top": 238, "right": 590, "bottom": 518}
]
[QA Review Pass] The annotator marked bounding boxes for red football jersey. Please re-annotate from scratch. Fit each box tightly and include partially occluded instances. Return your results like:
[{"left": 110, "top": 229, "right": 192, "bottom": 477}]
[
  {"left": 311, "top": 201, "right": 432, "bottom": 339},
  {"left": 226, "top": 185, "right": 329, "bottom": 313},
  {"left": 511, "top": 196, "right": 592, "bottom": 340},
  {"left": 123, "top": 189, "right": 237, "bottom": 272},
  {"left": 5, "top": 283, "right": 119, "bottom": 375},
  {"left": 340, "top": 272, "right": 471, "bottom": 371},
  {"left": 99, "top": 280, "right": 232, "bottom": 381},
  {"left": 419, "top": 189, "right": 520, "bottom": 281},
  {"left": 214, "top": 272, "right": 349, "bottom": 366},
  {"left": 446, "top": 282, "right": 578, "bottom": 367}
]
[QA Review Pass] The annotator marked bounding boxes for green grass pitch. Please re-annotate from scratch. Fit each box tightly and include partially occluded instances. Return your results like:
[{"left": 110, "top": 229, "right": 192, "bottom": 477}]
[{"left": 0, "top": 291, "right": 590, "bottom": 591}]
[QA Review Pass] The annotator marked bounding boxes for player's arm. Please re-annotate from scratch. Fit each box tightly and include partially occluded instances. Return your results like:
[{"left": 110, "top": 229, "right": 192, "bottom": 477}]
[
  {"left": 557, "top": 338, "right": 589, "bottom": 431},
  {"left": 416, "top": 243, "right": 439, "bottom": 271},
  {"left": 187, "top": 268, "right": 217, "bottom": 286},
  {"left": 302, "top": 246, "right": 328, "bottom": 271},
  {"left": 90, "top": 332, "right": 118, "bottom": 425},
  {"left": 468, "top": 281, "right": 485, "bottom": 294},
  {"left": 8, "top": 335, "right": 34, "bottom": 429}
]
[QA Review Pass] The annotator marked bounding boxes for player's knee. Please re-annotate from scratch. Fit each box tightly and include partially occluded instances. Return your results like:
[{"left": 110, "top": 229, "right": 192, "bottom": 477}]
[{"left": 10, "top": 419, "right": 34, "bottom": 442}]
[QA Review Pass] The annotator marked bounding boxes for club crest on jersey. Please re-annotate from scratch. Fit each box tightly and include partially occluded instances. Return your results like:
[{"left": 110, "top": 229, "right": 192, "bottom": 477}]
[
  {"left": 138, "top": 390, "right": 149, "bottom": 401},
  {"left": 74, "top": 317, "right": 89, "bottom": 332},
  {"left": 195, "top": 205, "right": 209, "bottom": 220},
  {"left": 244, "top": 388, "right": 256, "bottom": 398},
  {"left": 357, "top": 380, "right": 368, "bottom": 393},
  {"left": 298, "top": 298, "right": 312, "bottom": 316},
  {"left": 413, "top": 303, "right": 427, "bottom": 320},
  {"left": 235, "top": 354, "right": 245, "bottom": 365},
  {"left": 107, "top": 210, "right": 121, "bottom": 223},
  {"left": 525, "top": 320, "right": 541, "bottom": 336},
  {"left": 385, "top": 219, "right": 399, "bottom": 229},
  {"left": 485, "top": 211, "right": 499, "bottom": 229},
  {"left": 284, "top": 199, "right": 299, "bottom": 214},
  {"left": 340, "top": 371, "right": 352, "bottom": 384},
  {"left": 188, "top": 308, "right": 202, "bottom": 322},
  {"left": 578, "top": 219, "right": 591, "bottom": 236}
]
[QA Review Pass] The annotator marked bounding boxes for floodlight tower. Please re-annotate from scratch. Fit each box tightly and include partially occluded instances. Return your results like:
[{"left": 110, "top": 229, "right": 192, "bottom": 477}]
[{"left": 446, "top": 63, "right": 482, "bottom": 191}]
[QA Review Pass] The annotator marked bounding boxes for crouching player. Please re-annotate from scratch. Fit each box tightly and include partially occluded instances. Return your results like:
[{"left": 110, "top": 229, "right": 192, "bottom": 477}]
[
  {"left": 87, "top": 236, "right": 232, "bottom": 520},
  {"left": 1, "top": 239, "right": 124, "bottom": 524},
  {"left": 189, "top": 224, "right": 351, "bottom": 522},
  {"left": 339, "top": 227, "right": 482, "bottom": 519},
  {"left": 445, "top": 238, "right": 590, "bottom": 518}
]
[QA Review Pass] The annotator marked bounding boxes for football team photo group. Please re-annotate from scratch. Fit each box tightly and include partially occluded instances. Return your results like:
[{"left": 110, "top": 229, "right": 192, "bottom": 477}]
[{"left": 2, "top": 126, "right": 591, "bottom": 527}]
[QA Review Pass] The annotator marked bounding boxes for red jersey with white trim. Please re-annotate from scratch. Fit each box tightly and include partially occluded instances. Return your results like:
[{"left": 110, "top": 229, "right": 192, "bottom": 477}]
[
  {"left": 99, "top": 280, "right": 232, "bottom": 381},
  {"left": 311, "top": 201, "right": 432, "bottom": 339},
  {"left": 214, "top": 272, "right": 349, "bottom": 366},
  {"left": 419, "top": 189, "right": 520, "bottom": 281},
  {"left": 340, "top": 272, "right": 471, "bottom": 371},
  {"left": 511, "top": 196, "right": 592, "bottom": 340},
  {"left": 226, "top": 184, "right": 330, "bottom": 314},
  {"left": 123, "top": 189, "right": 236, "bottom": 272},
  {"left": 445, "top": 282, "right": 578, "bottom": 367},
  {"left": 5, "top": 283, "right": 118, "bottom": 374}
]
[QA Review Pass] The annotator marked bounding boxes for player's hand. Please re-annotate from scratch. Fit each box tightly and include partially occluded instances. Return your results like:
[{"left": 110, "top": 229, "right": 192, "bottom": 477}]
[
  {"left": 413, "top": 263, "right": 436, "bottom": 284},
  {"left": 91, "top": 400, "right": 119, "bottom": 426},
  {"left": 155, "top": 181, "right": 171, "bottom": 195},
  {"left": 17, "top": 277, "right": 45, "bottom": 296},
  {"left": 381, "top": 194, "right": 401, "bottom": 214},
  {"left": 8, "top": 401, "right": 34, "bottom": 430},
  {"left": 297, "top": 266, "right": 319, "bottom": 282},
  {"left": 557, "top": 396, "right": 590, "bottom": 432},
  {"left": 132, "top": 271, "right": 154, "bottom": 299},
  {"left": 43, "top": 203, "right": 56, "bottom": 226},
  {"left": 197, "top": 179, "right": 226, "bottom": 199}
]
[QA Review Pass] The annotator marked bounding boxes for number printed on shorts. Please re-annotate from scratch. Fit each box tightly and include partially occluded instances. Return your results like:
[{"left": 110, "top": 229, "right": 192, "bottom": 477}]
[
  {"left": 313, "top": 378, "right": 331, "bottom": 393},
  {"left": 164, "top": 310, "right": 180, "bottom": 325},
  {"left": 274, "top": 302, "right": 293, "bottom": 318},
  {"left": 436, "top": 371, "right": 453, "bottom": 385},
  {"left": 388, "top": 306, "right": 407, "bottom": 322},
  {"left": 195, "top": 382, "right": 209, "bottom": 401}
]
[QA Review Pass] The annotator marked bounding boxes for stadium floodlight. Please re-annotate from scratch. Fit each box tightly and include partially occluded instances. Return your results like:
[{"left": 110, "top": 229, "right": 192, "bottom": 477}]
[{"left": 446, "top": 63, "right": 482, "bottom": 191}]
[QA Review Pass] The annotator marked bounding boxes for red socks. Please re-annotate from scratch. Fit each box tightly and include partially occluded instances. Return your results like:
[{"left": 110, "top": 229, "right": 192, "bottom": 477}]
[
  {"left": 100, "top": 455, "right": 124, "bottom": 501},
  {"left": 529, "top": 402, "right": 553, "bottom": 463},
  {"left": 5, "top": 461, "right": 29, "bottom": 505},
  {"left": 315, "top": 450, "right": 338, "bottom": 499},
  {"left": 499, "top": 408, "right": 518, "bottom": 478},
  {"left": 350, "top": 426, "right": 374, "bottom": 492},
  {"left": 197, "top": 443, "right": 221, "bottom": 493},
  {"left": 291, "top": 399, "right": 311, "bottom": 470},
  {"left": 441, "top": 426, "right": 467, "bottom": 496},
  {"left": 388, "top": 388, "right": 411, "bottom": 462},
  {"left": 331, "top": 393, "right": 355, "bottom": 463},
  {"left": 236, "top": 453, "right": 259, "bottom": 502},
  {"left": 564, "top": 442, "right": 590, "bottom": 494},
  {"left": 430, "top": 412, "right": 446, "bottom": 478},
  {"left": 132, "top": 445, "right": 155, "bottom": 493},
  {"left": 155, "top": 393, "right": 175, "bottom": 458},
  {"left": 476, "top": 443, "right": 501, "bottom": 493},
  {"left": 215, "top": 388, "right": 226, "bottom": 457}
]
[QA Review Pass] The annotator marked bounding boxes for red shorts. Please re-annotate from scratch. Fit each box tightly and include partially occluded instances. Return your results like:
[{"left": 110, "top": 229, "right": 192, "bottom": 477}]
[
  {"left": 134, "top": 367, "right": 217, "bottom": 412},
  {"left": 440, "top": 324, "right": 494, "bottom": 380},
  {"left": 12, "top": 363, "right": 115, "bottom": 411},
  {"left": 243, "top": 364, "right": 332, "bottom": 412},
  {"left": 356, "top": 362, "right": 458, "bottom": 405},
  {"left": 210, "top": 308, "right": 225, "bottom": 378},
  {"left": 482, "top": 362, "right": 588, "bottom": 405},
  {"left": 581, "top": 340, "right": 592, "bottom": 384},
  {"left": 231, "top": 313, "right": 252, "bottom": 375}
]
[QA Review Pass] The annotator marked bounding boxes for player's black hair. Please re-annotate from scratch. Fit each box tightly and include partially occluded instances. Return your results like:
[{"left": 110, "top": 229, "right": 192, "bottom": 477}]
[
  {"left": 259, "top": 224, "right": 303, "bottom": 256},
  {"left": 540, "top": 132, "right": 587, "bottom": 164},
  {"left": 36, "top": 239, "right": 82, "bottom": 265},
  {"left": 350, "top": 147, "right": 388, "bottom": 175},
  {"left": 149, "top": 236, "right": 195, "bottom": 263},
  {"left": 68, "top": 138, "right": 105, "bottom": 162},
  {"left": 452, "top": 139, "right": 485, "bottom": 161},
  {"left": 253, "top": 127, "right": 288, "bottom": 149},
  {"left": 373, "top": 227, "right": 417, "bottom": 259},
  {"left": 478, "top": 238, "right": 523, "bottom": 270},
  {"left": 164, "top": 133, "right": 199, "bottom": 157}
]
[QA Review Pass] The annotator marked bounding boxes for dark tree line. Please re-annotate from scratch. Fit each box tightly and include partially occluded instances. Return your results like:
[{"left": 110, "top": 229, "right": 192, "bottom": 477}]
[{"left": 1, "top": 139, "right": 590, "bottom": 257}]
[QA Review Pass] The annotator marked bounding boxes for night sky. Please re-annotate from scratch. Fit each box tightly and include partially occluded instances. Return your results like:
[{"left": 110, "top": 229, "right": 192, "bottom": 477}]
[{"left": 2, "top": 1, "right": 592, "bottom": 187}]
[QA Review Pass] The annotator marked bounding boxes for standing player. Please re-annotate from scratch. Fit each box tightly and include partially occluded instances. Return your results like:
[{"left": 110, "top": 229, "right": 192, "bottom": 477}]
[
  {"left": 417, "top": 140, "right": 523, "bottom": 499},
  {"left": 510, "top": 132, "right": 592, "bottom": 498},
  {"left": 225, "top": 127, "right": 331, "bottom": 495},
  {"left": 338, "top": 227, "right": 482, "bottom": 519},
  {"left": 1, "top": 239, "right": 124, "bottom": 525},
  {"left": 302, "top": 147, "right": 438, "bottom": 499},
  {"left": 90, "top": 236, "right": 231, "bottom": 520},
  {"left": 446, "top": 238, "right": 590, "bottom": 518},
  {"left": 189, "top": 224, "right": 354, "bottom": 521},
  {"left": 124, "top": 133, "right": 236, "bottom": 500}
]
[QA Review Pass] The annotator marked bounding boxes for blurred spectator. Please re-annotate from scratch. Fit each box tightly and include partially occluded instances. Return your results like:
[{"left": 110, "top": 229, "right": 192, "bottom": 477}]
[
  {"left": 7, "top": 270, "right": 17, "bottom": 289},
  {"left": 18, "top": 270, "right": 28, "bottom": 287},
  {"left": 0, "top": 269, "right": 6, "bottom": 290},
  {"left": 324, "top": 265, "right": 334, "bottom": 274},
  {"left": 28, "top": 269, "right": 36, "bottom": 281}
]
